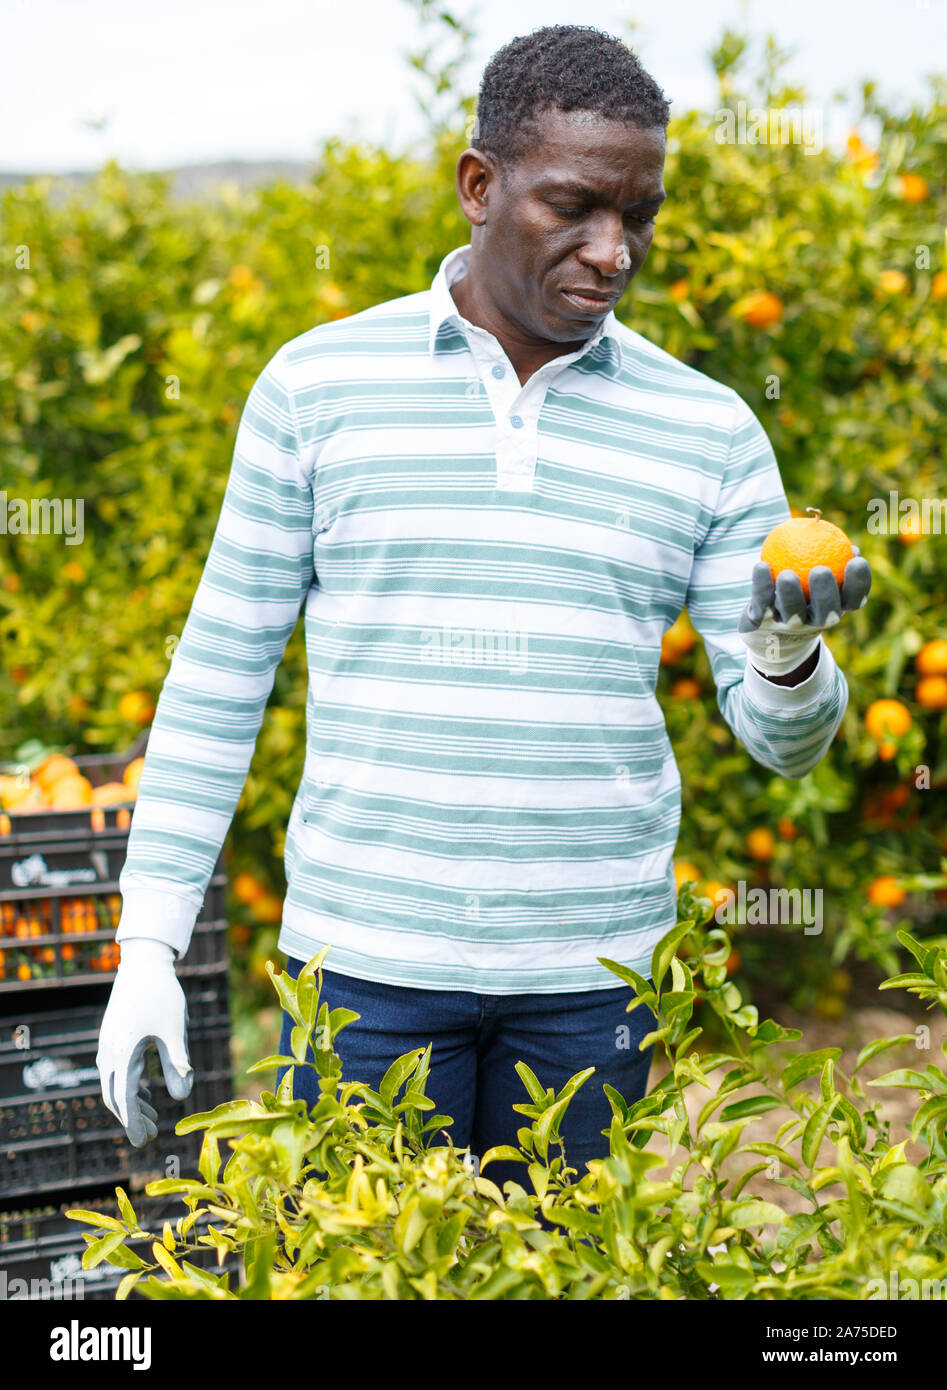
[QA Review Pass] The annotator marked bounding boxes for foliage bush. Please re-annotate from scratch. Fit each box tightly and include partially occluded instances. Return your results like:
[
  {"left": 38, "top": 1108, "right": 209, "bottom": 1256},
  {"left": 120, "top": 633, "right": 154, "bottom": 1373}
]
[
  {"left": 67, "top": 889, "right": 947, "bottom": 1300},
  {"left": 1, "top": 12, "right": 945, "bottom": 1035}
]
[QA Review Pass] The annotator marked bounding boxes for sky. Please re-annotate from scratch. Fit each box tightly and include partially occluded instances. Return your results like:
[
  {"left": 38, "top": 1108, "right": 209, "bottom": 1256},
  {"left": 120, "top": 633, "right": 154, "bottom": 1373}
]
[{"left": 1, "top": 0, "right": 943, "bottom": 173}]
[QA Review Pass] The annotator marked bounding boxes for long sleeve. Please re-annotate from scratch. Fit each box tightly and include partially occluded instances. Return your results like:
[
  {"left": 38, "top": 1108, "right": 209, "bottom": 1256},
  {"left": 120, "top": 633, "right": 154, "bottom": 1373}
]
[
  {"left": 116, "top": 349, "right": 314, "bottom": 955},
  {"left": 684, "top": 392, "right": 848, "bottom": 780}
]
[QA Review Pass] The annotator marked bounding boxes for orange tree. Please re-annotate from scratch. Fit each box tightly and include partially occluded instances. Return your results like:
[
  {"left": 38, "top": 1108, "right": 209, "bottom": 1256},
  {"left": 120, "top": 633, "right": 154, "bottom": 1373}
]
[{"left": 0, "top": 16, "right": 944, "bottom": 1043}]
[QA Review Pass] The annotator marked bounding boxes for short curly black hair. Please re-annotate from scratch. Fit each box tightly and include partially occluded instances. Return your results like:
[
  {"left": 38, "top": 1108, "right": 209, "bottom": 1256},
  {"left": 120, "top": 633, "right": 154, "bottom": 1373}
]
[{"left": 472, "top": 25, "right": 670, "bottom": 174}]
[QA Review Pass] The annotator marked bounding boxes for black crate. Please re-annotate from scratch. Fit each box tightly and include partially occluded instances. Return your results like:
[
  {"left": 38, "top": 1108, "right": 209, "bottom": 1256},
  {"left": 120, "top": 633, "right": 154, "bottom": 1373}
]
[
  {"left": 0, "top": 1187, "right": 240, "bottom": 1300},
  {"left": 0, "top": 974, "right": 232, "bottom": 1201},
  {"left": 0, "top": 846, "right": 227, "bottom": 997},
  {"left": 0, "top": 731, "right": 229, "bottom": 996},
  {"left": 0, "top": 731, "right": 148, "bottom": 838}
]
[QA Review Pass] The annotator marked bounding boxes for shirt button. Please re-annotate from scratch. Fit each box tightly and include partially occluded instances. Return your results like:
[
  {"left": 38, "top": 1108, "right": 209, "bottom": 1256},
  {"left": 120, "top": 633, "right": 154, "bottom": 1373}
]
[
  {"left": 492, "top": 364, "right": 505, "bottom": 379},
  {"left": 510, "top": 414, "right": 523, "bottom": 429}
]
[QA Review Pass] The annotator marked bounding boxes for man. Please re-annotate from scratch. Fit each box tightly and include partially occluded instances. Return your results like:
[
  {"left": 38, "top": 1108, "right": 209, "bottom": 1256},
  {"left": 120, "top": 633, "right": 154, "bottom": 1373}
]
[{"left": 97, "top": 25, "right": 869, "bottom": 1187}]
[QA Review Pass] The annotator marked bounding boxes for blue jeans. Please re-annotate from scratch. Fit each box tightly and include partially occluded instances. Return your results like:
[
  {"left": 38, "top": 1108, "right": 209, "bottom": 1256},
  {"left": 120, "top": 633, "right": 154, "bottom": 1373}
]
[{"left": 276, "top": 959, "right": 657, "bottom": 1192}]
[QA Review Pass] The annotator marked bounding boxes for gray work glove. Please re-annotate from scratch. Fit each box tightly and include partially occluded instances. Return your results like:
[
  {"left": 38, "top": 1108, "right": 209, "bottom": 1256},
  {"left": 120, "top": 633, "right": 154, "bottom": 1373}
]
[
  {"left": 96, "top": 938, "right": 193, "bottom": 1147},
  {"left": 738, "top": 548, "right": 872, "bottom": 678}
]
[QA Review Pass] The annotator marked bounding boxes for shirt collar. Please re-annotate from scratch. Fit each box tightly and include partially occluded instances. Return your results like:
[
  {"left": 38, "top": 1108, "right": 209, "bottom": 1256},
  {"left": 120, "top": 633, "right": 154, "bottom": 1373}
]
[{"left": 427, "top": 244, "right": 623, "bottom": 377}]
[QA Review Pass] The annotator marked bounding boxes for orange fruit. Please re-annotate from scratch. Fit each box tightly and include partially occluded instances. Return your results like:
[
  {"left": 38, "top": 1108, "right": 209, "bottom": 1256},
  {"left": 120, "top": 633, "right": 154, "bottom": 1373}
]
[
  {"left": 0, "top": 780, "right": 43, "bottom": 812},
  {"left": 92, "top": 781, "right": 133, "bottom": 805},
  {"left": 673, "top": 861, "right": 701, "bottom": 891},
  {"left": 734, "top": 291, "right": 784, "bottom": 329},
  {"left": 670, "top": 677, "right": 701, "bottom": 699},
  {"left": 253, "top": 893, "right": 284, "bottom": 925},
  {"left": 865, "top": 699, "right": 912, "bottom": 741},
  {"left": 746, "top": 827, "right": 776, "bottom": 862},
  {"left": 660, "top": 610, "right": 698, "bottom": 664},
  {"left": 760, "top": 509, "right": 854, "bottom": 600},
  {"left": 668, "top": 278, "right": 690, "bottom": 302},
  {"left": 932, "top": 272, "right": 947, "bottom": 302},
  {"left": 60, "top": 561, "right": 86, "bottom": 584},
  {"left": 864, "top": 782, "right": 913, "bottom": 828},
  {"left": 882, "top": 783, "right": 911, "bottom": 813},
  {"left": 897, "top": 173, "right": 928, "bottom": 203},
  {"left": 777, "top": 817, "right": 798, "bottom": 842},
  {"left": 49, "top": 775, "right": 93, "bottom": 809},
  {"left": 917, "top": 675, "right": 947, "bottom": 711},
  {"left": 228, "top": 264, "right": 257, "bottom": 290},
  {"left": 899, "top": 513, "right": 923, "bottom": 545},
  {"left": 118, "top": 690, "right": 155, "bottom": 725},
  {"left": 845, "top": 132, "right": 879, "bottom": 171},
  {"left": 35, "top": 755, "right": 79, "bottom": 793},
  {"left": 725, "top": 947, "right": 741, "bottom": 978},
  {"left": 878, "top": 269, "right": 908, "bottom": 295},
  {"left": 703, "top": 880, "right": 733, "bottom": 910},
  {"left": 916, "top": 641, "right": 947, "bottom": 677},
  {"left": 123, "top": 757, "right": 146, "bottom": 793},
  {"left": 2, "top": 573, "right": 20, "bottom": 592},
  {"left": 868, "top": 876, "right": 905, "bottom": 909},
  {"left": 233, "top": 872, "right": 266, "bottom": 905},
  {"left": 17, "top": 962, "right": 31, "bottom": 982}
]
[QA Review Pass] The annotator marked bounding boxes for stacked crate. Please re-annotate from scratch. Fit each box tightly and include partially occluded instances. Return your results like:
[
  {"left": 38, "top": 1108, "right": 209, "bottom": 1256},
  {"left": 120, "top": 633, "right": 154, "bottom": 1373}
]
[{"left": 0, "top": 736, "right": 232, "bottom": 1299}]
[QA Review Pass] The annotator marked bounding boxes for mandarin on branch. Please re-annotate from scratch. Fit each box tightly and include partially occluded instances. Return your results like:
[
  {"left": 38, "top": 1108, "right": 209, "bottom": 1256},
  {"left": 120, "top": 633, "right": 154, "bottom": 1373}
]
[{"left": 759, "top": 507, "right": 855, "bottom": 601}]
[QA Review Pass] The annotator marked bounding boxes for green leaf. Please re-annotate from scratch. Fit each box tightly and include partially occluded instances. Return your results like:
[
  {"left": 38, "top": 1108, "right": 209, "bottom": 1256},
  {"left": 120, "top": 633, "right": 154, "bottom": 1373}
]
[
  {"left": 115, "top": 1271, "right": 145, "bottom": 1302},
  {"left": 852, "top": 1035, "right": 916, "bottom": 1076},
  {"left": 245, "top": 1054, "right": 300, "bottom": 1075},
  {"left": 651, "top": 919, "right": 699, "bottom": 992},
  {"left": 727, "top": 1200, "right": 787, "bottom": 1228},
  {"left": 114, "top": 1187, "right": 137, "bottom": 1229},
  {"left": 480, "top": 1145, "right": 528, "bottom": 1167},
  {"left": 801, "top": 1098, "right": 839, "bottom": 1168},
  {"left": 720, "top": 1095, "right": 783, "bottom": 1120},
  {"left": 82, "top": 1230, "right": 130, "bottom": 1269},
  {"left": 65, "top": 1208, "right": 126, "bottom": 1233},
  {"left": 514, "top": 1061, "right": 548, "bottom": 1105},
  {"left": 781, "top": 1049, "right": 841, "bottom": 1090},
  {"left": 379, "top": 1050, "right": 423, "bottom": 1105},
  {"left": 102, "top": 1243, "right": 148, "bottom": 1271},
  {"left": 597, "top": 957, "right": 651, "bottom": 994}
]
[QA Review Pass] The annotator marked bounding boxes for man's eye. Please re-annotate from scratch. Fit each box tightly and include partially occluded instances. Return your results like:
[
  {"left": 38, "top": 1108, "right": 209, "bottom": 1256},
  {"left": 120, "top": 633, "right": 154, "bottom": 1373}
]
[
  {"left": 632, "top": 214, "right": 657, "bottom": 225},
  {"left": 552, "top": 205, "right": 585, "bottom": 218}
]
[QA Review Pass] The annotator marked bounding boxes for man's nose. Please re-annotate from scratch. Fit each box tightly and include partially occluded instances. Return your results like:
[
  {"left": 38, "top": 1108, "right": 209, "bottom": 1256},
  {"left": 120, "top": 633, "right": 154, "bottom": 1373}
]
[{"left": 577, "top": 213, "right": 630, "bottom": 279}]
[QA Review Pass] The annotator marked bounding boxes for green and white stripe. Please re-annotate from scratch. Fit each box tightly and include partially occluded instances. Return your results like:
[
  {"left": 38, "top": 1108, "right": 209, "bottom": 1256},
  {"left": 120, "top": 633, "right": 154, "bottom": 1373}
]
[{"left": 118, "top": 245, "right": 847, "bottom": 993}]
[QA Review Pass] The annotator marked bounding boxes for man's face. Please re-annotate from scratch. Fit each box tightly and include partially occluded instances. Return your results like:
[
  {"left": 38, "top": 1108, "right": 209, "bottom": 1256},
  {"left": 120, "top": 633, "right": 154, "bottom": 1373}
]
[{"left": 460, "top": 107, "right": 666, "bottom": 346}]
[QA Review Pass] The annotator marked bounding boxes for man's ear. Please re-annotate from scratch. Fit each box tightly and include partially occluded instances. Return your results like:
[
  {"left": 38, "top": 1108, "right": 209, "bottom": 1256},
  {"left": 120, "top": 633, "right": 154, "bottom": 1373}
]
[{"left": 455, "top": 147, "right": 499, "bottom": 227}]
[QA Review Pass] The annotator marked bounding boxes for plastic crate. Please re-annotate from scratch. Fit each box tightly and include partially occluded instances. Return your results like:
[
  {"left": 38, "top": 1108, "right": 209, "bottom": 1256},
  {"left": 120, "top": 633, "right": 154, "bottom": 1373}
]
[
  {"left": 0, "top": 823, "right": 228, "bottom": 995},
  {"left": 0, "top": 974, "right": 232, "bottom": 1201},
  {"left": 0, "top": 1187, "right": 239, "bottom": 1300},
  {"left": 0, "top": 730, "right": 230, "bottom": 994}
]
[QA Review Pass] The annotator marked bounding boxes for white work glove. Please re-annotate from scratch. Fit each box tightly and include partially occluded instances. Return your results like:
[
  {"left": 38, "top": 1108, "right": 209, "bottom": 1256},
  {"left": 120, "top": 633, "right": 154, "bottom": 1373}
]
[
  {"left": 96, "top": 938, "right": 193, "bottom": 1147},
  {"left": 738, "top": 549, "right": 872, "bottom": 679}
]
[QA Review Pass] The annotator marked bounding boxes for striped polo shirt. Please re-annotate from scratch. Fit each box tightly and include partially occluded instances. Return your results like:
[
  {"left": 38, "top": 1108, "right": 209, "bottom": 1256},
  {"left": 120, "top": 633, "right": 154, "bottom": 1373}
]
[{"left": 117, "top": 243, "right": 847, "bottom": 993}]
